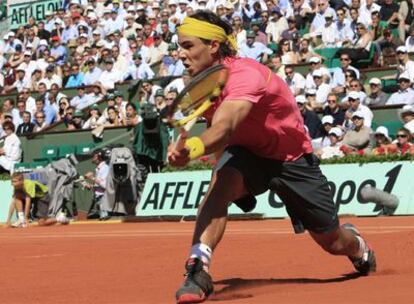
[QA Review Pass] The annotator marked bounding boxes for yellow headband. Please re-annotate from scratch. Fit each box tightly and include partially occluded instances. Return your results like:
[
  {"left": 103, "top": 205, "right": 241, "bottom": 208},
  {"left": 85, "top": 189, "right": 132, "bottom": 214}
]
[{"left": 177, "top": 17, "right": 238, "bottom": 51}]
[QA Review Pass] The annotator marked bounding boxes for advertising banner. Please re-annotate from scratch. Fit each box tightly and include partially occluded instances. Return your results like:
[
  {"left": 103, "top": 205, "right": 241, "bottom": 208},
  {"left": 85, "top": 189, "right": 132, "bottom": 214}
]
[
  {"left": 8, "top": 0, "right": 62, "bottom": 29},
  {"left": 137, "top": 162, "right": 414, "bottom": 217}
]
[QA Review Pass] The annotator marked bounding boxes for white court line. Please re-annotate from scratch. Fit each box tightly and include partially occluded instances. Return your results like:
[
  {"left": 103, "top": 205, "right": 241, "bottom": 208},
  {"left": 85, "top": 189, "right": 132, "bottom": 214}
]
[{"left": 0, "top": 227, "right": 412, "bottom": 239}]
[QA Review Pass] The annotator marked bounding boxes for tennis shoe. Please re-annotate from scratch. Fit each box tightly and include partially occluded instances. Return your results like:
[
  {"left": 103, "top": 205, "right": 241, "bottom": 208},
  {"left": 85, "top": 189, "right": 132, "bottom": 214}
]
[
  {"left": 11, "top": 218, "right": 27, "bottom": 228},
  {"left": 342, "top": 223, "right": 376, "bottom": 275},
  {"left": 176, "top": 258, "right": 214, "bottom": 304},
  {"left": 56, "top": 211, "right": 70, "bottom": 225}
]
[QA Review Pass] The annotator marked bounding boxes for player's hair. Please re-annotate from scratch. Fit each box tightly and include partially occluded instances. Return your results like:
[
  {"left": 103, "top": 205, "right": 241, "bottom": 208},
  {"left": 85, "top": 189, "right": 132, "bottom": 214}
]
[
  {"left": 190, "top": 10, "right": 237, "bottom": 58},
  {"left": 11, "top": 172, "right": 24, "bottom": 181}
]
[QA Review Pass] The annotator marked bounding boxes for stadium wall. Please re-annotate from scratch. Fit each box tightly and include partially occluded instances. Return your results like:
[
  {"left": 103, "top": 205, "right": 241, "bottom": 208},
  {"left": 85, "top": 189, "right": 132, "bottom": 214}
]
[{"left": 1, "top": 161, "right": 414, "bottom": 222}]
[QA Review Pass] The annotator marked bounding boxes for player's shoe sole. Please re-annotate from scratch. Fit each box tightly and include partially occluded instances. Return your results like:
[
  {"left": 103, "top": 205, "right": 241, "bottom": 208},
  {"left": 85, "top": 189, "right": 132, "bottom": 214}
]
[
  {"left": 176, "top": 258, "right": 213, "bottom": 304},
  {"left": 342, "top": 223, "right": 377, "bottom": 275}
]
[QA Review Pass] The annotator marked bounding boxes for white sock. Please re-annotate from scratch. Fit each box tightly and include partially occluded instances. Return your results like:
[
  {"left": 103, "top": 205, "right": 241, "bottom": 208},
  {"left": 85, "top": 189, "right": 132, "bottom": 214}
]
[
  {"left": 190, "top": 243, "right": 212, "bottom": 272},
  {"left": 356, "top": 236, "right": 368, "bottom": 259},
  {"left": 18, "top": 212, "right": 25, "bottom": 221}
]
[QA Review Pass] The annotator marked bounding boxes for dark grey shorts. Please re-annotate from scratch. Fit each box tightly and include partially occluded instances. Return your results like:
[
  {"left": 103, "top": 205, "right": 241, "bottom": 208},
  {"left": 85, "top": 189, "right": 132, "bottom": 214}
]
[
  {"left": 215, "top": 146, "right": 339, "bottom": 234},
  {"left": 33, "top": 194, "right": 50, "bottom": 219}
]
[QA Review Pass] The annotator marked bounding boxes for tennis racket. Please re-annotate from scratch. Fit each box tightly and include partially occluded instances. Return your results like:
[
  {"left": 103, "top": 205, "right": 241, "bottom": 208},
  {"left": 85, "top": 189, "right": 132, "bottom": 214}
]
[{"left": 167, "top": 64, "right": 228, "bottom": 152}]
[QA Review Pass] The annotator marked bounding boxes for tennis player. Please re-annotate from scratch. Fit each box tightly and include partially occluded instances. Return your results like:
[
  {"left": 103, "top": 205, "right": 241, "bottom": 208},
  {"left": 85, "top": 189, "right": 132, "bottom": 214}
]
[{"left": 169, "top": 11, "right": 376, "bottom": 304}]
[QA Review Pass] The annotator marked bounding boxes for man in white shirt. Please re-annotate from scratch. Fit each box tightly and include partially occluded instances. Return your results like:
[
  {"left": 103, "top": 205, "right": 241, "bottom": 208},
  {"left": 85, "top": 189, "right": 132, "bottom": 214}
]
[
  {"left": 125, "top": 53, "right": 155, "bottom": 80},
  {"left": 83, "top": 58, "right": 102, "bottom": 86},
  {"left": 331, "top": 53, "right": 360, "bottom": 94},
  {"left": 396, "top": 46, "right": 414, "bottom": 82},
  {"left": 335, "top": 7, "right": 354, "bottom": 43},
  {"left": 98, "top": 58, "right": 122, "bottom": 90},
  {"left": 266, "top": 7, "right": 288, "bottom": 43},
  {"left": 305, "top": 56, "right": 331, "bottom": 89},
  {"left": 147, "top": 34, "right": 169, "bottom": 65},
  {"left": 18, "top": 51, "right": 39, "bottom": 83},
  {"left": 312, "top": 70, "right": 331, "bottom": 109},
  {"left": 285, "top": 65, "right": 306, "bottom": 96},
  {"left": 239, "top": 31, "right": 273, "bottom": 62},
  {"left": 344, "top": 91, "right": 374, "bottom": 128},
  {"left": 310, "top": 0, "right": 337, "bottom": 33},
  {"left": 0, "top": 122, "right": 22, "bottom": 173},
  {"left": 40, "top": 65, "right": 63, "bottom": 89},
  {"left": 386, "top": 74, "right": 414, "bottom": 105},
  {"left": 319, "top": 11, "right": 340, "bottom": 47}
]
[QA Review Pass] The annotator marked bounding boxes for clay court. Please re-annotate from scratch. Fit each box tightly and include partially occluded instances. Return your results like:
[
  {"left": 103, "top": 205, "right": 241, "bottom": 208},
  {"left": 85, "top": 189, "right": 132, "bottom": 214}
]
[{"left": 1, "top": 216, "right": 413, "bottom": 303}]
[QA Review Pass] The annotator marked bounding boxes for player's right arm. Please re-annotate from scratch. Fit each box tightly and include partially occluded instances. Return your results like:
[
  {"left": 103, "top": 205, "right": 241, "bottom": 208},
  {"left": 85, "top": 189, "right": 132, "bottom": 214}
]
[{"left": 24, "top": 196, "right": 31, "bottom": 221}]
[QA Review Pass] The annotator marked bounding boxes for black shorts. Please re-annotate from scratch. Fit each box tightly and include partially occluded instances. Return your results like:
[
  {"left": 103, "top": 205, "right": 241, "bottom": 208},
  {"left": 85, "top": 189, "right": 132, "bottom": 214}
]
[
  {"left": 19, "top": 194, "right": 50, "bottom": 219},
  {"left": 215, "top": 146, "right": 339, "bottom": 234}
]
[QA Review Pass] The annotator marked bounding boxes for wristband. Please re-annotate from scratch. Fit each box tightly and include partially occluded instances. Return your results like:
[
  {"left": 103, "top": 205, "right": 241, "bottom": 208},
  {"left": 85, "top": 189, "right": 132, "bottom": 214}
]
[{"left": 185, "top": 137, "right": 205, "bottom": 160}]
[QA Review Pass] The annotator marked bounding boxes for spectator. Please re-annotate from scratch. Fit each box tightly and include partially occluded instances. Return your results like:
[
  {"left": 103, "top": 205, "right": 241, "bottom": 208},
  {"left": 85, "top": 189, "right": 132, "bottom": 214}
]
[
  {"left": 281, "top": 16, "right": 299, "bottom": 43},
  {"left": 34, "top": 98, "right": 56, "bottom": 126},
  {"left": 123, "top": 102, "right": 141, "bottom": 126},
  {"left": 265, "top": 7, "right": 288, "bottom": 43},
  {"left": 70, "top": 86, "right": 95, "bottom": 110},
  {"left": 112, "top": 45, "right": 129, "bottom": 76},
  {"left": 98, "top": 58, "right": 122, "bottom": 90},
  {"left": 285, "top": 65, "right": 305, "bottom": 96},
  {"left": 341, "top": 111, "right": 372, "bottom": 154},
  {"left": 67, "top": 109, "right": 84, "bottom": 130},
  {"left": 50, "top": 36, "right": 67, "bottom": 65},
  {"left": 405, "top": 25, "right": 414, "bottom": 52},
  {"left": 297, "top": 38, "right": 319, "bottom": 63},
  {"left": 57, "top": 97, "right": 70, "bottom": 122},
  {"left": 340, "top": 22, "right": 373, "bottom": 63},
  {"left": 0, "top": 121, "right": 21, "bottom": 173},
  {"left": 378, "top": 28, "right": 402, "bottom": 66},
  {"left": 140, "top": 80, "right": 162, "bottom": 104},
  {"left": 342, "top": 79, "right": 367, "bottom": 103},
  {"left": 269, "top": 54, "right": 286, "bottom": 78},
  {"left": 311, "top": 69, "right": 331, "bottom": 110},
  {"left": 12, "top": 99, "right": 26, "bottom": 127},
  {"left": 386, "top": 73, "right": 414, "bottom": 105},
  {"left": 5, "top": 66, "right": 30, "bottom": 93},
  {"left": 103, "top": 106, "right": 122, "bottom": 127},
  {"left": 344, "top": 91, "right": 374, "bottom": 129},
  {"left": 395, "top": 46, "right": 414, "bottom": 82},
  {"left": 83, "top": 104, "right": 101, "bottom": 130},
  {"left": 83, "top": 58, "right": 102, "bottom": 86},
  {"left": 323, "top": 93, "right": 346, "bottom": 126},
  {"left": 312, "top": 115, "right": 335, "bottom": 150},
  {"left": 365, "top": 78, "right": 389, "bottom": 106},
  {"left": 65, "top": 63, "right": 85, "bottom": 88},
  {"left": 239, "top": 30, "right": 273, "bottom": 62},
  {"left": 166, "top": 50, "right": 185, "bottom": 76},
  {"left": 296, "top": 95, "right": 323, "bottom": 139},
  {"left": 335, "top": 7, "right": 354, "bottom": 43},
  {"left": 391, "top": 127, "right": 414, "bottom": 154},
  {"left": 317, "top": 11, "right": 339, "bottom": 48},
  {"left": 380, "top": 0, "right": 400, "bottom": 30},
  {"left": 278, "top": 38, "right": 299, "bottom": 64},
  {"left": 399, "top": 105, "right": 414, "bottom": 131},
  {"left": 310, "top": 0, "right": 337, "bottom": 33},
  {"left": 317, "top": 127, "right": 345, "bottom": 160},
  {"left": 331, "top": 53, "right": 360, "bottom": 94},
  {"left": 33, "top": 111, "right": 48, "bottom": 132},
  {"left": 372, "top": 126, "right": 394, "bottom": 155},
  {"left": 147, "top": 33, "right": 169, "bottom": 65},
  {"left": 16, "top": 111, "right": 35, "bottom": 136},
  {"left": 125, "top": 52, "right": 155, "bottom": 80},
  {"left": 305, "top": 56, "right": 330, "bottom": 89},
  {"left": 40, "top": 65, "right": 63, "bottom": 89}
]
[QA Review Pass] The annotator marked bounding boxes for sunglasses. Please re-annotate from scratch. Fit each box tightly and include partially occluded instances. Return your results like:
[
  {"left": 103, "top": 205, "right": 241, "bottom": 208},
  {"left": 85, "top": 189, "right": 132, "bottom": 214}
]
[
  {"left": 397, "top": 51, "right": 406, "bottom": 55},
  {"left": 397, "top": 134, "right": 408, "bottom": 138},
  {"left": 327, "top": 99, "right": 336, "bottom": 103},
  {"left": 340, "top": 58, "right": 349, "bottom": 61},
  {"left": 36, "top": 116, "right": 45, "bottom": 119},
  {"left": 349, "top": 98, "right": 358, "bottom": 102},
  {"left": 350, "top": 85, "right": 359, "bottom": 88}
]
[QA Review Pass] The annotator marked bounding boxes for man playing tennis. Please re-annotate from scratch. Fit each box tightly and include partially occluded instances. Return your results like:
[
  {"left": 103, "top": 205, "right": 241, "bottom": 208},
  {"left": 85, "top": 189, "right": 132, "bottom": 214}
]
[{"left": 169, "top": 11, "right": 376, "bottom": 304}]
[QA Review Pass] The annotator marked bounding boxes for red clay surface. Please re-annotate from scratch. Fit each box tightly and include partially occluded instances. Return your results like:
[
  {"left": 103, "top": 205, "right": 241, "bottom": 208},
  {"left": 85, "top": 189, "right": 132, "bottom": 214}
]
[{"left": 1, "top": 216, "right": 413, "bottom": 304}]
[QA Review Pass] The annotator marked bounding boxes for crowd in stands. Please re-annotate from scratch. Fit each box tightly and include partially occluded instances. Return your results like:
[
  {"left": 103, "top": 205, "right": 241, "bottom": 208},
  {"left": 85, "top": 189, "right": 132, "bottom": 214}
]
[{"left": 1, "top": 0, "right": 414, "bottom": 173}]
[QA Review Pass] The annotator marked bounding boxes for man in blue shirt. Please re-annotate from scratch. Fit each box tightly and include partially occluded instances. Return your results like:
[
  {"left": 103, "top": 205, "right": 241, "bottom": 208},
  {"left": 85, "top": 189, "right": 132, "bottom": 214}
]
[
  {"left": 33, "top": 98, "right": 56, "bottom": 126},
  {"left": 239, "top": 31, "right": 273, "bottom": 62},
  {"left": 50, "top": 36, "right": 68, "bottom": 65},
  {"left": 70, "top": 86, "right": 95, "bottom": 110},
  {"left": 65, "top": 63, "right": 85, "bottom": 88},
  {"left": 167, "top": 50, "right": 185, "bottom": 76}
]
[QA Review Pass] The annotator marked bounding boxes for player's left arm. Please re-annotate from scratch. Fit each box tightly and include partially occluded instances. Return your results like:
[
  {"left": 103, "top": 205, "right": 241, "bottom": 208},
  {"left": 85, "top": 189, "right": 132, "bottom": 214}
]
[
  {"left": 24, "top": 196, "right": 31, "bottom": 221},
  {"left": 200, "top": 100, "right": 252, "bottom": 155}
]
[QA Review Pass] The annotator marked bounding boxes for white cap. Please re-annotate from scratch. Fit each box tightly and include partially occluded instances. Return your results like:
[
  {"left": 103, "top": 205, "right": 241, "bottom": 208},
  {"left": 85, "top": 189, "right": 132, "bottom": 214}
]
[
  {"left": 329, "top": 127, "right": 343, "bottom": 137},
  {"left": 399, "top": 72, "right": 411, "bottom": 81},
  {"left": 8, "top": 31, "right": 15, "bottom": 37},
  {"left": 127, "top": 7, "right": 135, "bottom": 12},
  {"left": 54, "top": 18, "right": 63, "bottom": 25},
  {"left": 88, "top": 13, "right": 97, "bottom": 20},
  {"left": 178, "top": 0, "right": 189, "bottom": 4},
  {"left": 356, "top": 18, "right": 367, "bottom": 27},
  {"left": 126, "top": 13, "right": 135, "bottom": 19},
  {"left": 152, "top": 3, "right": 161, "bottom": 8},
  {"left": 45, "top": 10, "right": 53, "bottom": 16},
  {"left": 16, "top": 64, "right": 26, "bottom": 72},
  {"left": 348, "top": 91, "right": 360, "bottom": 100},
  {"left": 296, "top": 95, "right": 307, "bottom": 104},
  {"left": 322, "top": 115, "right": 334, "bottom": 125},
  {"left": 96, "top": 40, "right": 105, "bottom": 47},
  {"left": 352, "top": 110, "right": 365, "bottom": 119},
  {"left": 305, "top": 88, "right": 317, "bottom": 95},
  {"left": 26, "top": 43, "right": 33, "bottom": 49},
  {"left": 369, "top": 78, "right": 381, "bottom": 85},
  {"left": 92, "top": 29, "right": 101, "bottom": 35},
  {"left": 375, "top": 126, "right": 390, "bottom": 139},
  {"left": 39, "top": 39, "right": 48, "bottom": 46},
  {"left": 397, "top": 46, "right": 408, "bottom": 53},
  {"left": 400, "top": 105, "right": 414, "bottom": 115},
  {"left": 103, "top": 8, "right": 111, "bottom": 14},
  {"left": 23, "top": 51, "right": 32, "bottom": 56},
  {"left": 309, "top": 56, "right": 321, "bottom": 64},
  {"left": 80, "top": 33, "right": 88, "bottom": 38},
  {"left": 324, "top": 11, "right": 334, "bottom": 18},
  {"left": 136, "top": 4, "right": 145, "bottom": 10},
  {"left": 312, "top": 69, "right": 323, "bottom": 78},
  {"left": 169, "top": 0, "right": 178, "bottom": 5}
]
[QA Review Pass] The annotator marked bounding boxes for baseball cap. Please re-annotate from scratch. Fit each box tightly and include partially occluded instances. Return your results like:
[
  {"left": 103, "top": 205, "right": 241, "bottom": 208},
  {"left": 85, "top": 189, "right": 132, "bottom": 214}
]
[
  {"left": 312, "top": 69, "right": 323, "bottom": 78},
  {"left": 246, "top": 30, "right": 256, "bottom": 38},
  {"left": 329, "top": 127, "right": 343, "bottom": 137},
  {"left": 23, "top": 51, "right": 32, "bottom": 57},
  {"left": 72, "top": 12, "right": 81, "bottom": 19},
  {"left": 39, "top": 39, "right": 48, "bottom": 46},
  {"left": 309, "top": 56, "right": 321, "bottom": 64},
  {"left": 295, "top": 95, "right": 307, "bottom": 104},
  {"left": 4, "top": 112, "right": 13, "bottom": 119},
  {"left": 398, "top": 72, "right": 411, "bottom": 81},
  {"left": 155, "top": 89, "right": 165, "bottom": 97},
  {"left": 348, "top": 91, "right": 360, "bottom": 100},
  {"left": 400, "top": 105, "right": 414, "bottom": 115},
  {"left": 45, "top": 10, "right": 53, "bottom": 16},
  {"left": 375, "top": 126, "right": 390, "bottom": 139},
  {"left": 305, "top": 88, "right": 317, "bottom": 96},
  {"left": 92, "top": 29, "right": 101, "bottom": 35},
  {"left": 324, "top": 11, "right": 334, "bottom": 18},
  {"left": 79, "top": 33, "right": 88, "bottom": 38},
  {"left": 369, "top": 78, "right": 381, "bottom": 85},
  {"left": 352, "top": 111, "right": 365, "bottom": 119},
  {"left": 397, "top": 46, "right": 408, "bottom": 53},
  {"left": 321, "top": 115, "right": 334, "bottom": 125},
  {"left": 133, "top": 52, "right": 142, "bottom": 60},
  {"left": 73, "top": 110, "right": 83, "bottom": 118},
  {"left": 51, "top": 36, "right": 60, "bottom": 42}
]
